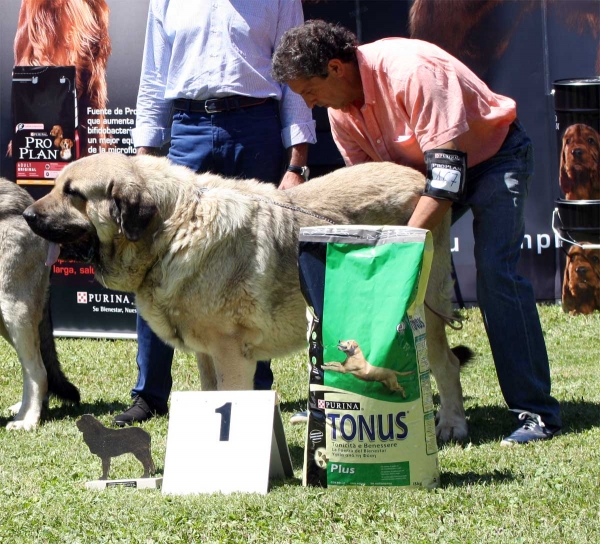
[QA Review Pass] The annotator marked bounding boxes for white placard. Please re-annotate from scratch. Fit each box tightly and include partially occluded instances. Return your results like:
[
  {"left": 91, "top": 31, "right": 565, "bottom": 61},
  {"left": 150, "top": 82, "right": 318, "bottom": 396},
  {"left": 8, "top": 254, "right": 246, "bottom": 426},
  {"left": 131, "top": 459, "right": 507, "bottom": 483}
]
[{"left": 162, "top": 391, "right": 292, "bottom": 495}]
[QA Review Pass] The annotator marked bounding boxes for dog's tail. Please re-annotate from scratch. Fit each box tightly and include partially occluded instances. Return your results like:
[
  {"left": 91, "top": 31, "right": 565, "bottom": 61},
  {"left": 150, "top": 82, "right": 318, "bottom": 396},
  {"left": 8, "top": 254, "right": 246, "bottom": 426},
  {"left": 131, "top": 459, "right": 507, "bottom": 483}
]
[
  {"left": 451, "top": 345, "right": 474, "bottom": 367},
  {"left": 39, "top": 291, "right": 81, "bottom": 404}
]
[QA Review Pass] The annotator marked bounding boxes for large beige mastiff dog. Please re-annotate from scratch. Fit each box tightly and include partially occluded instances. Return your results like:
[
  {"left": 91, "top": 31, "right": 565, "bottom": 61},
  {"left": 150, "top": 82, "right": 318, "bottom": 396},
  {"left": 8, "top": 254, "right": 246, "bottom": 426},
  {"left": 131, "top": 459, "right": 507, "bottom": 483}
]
[
  {"left": 0, "top": 179, "right": 80, "bottom": 430},
  {"left": 24, "top": 153, "right": 468, "bottom": 440}
]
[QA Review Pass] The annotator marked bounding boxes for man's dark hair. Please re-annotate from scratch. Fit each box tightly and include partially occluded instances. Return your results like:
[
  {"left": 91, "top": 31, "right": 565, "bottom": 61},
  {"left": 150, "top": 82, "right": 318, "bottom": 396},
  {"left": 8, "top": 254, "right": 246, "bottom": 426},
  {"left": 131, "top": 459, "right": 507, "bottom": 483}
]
[{"left": 272, "top": 19, "right": 358, "bottom": 82}]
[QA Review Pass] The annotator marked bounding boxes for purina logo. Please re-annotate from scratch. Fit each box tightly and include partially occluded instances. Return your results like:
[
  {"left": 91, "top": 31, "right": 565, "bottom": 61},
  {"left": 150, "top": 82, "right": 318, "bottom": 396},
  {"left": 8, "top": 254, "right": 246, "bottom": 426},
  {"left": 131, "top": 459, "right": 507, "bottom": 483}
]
[
  {"left": 76, "top": 292, "right": 133, "bottom": 305},
  {"left": 318, "top": 399, "right": 361, "bottom": 411}
]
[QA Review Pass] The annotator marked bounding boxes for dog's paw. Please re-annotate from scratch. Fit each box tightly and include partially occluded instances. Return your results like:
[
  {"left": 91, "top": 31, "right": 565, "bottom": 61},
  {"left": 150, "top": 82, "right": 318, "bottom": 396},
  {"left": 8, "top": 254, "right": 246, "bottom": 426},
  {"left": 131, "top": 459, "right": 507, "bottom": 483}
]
[
  {"left": 435, "top": 413, "right": 468, "bottom": 442},
  {"left": 6, "top": 418, "right": 38, "bottom": 431},
  {"left": 7, "top": 402, "right": 22, "bottom": 416}
]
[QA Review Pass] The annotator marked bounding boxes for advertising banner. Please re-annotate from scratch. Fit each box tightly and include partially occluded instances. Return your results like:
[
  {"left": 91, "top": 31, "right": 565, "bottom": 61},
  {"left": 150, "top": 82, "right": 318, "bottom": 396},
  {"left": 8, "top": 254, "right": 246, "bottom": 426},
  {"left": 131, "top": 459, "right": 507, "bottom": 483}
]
[
  {"left": 1, "top": 0, "right": 150, "bottom": 336},
  {"left": 1, "top": 1, "right": 598, "bottom": 337}
]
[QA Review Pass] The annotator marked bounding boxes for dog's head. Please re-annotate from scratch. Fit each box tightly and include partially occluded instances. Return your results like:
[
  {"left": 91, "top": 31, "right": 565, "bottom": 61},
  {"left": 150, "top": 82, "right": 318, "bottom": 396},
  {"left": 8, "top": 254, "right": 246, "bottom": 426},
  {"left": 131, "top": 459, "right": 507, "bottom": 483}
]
[
  {"left": 22, "top": 153, "right": 160, "bottom": 291},
  {"left": 50, "top": 125, "right": 63, "bottom": 138},
  {"left": 559, "top": 124, "right": 600, "bottom": 200},
  {"left": 60, "top": 138, "right": 73, "bottom": 150},
  {"left": 76, "top": 414, "right": 100, "bottom": 432},
  {"left": 562, "top": 244, "right": 600, "bottom": 314},
  {"left": 337, "top": 339, "right": 359, "bottom": 356}
]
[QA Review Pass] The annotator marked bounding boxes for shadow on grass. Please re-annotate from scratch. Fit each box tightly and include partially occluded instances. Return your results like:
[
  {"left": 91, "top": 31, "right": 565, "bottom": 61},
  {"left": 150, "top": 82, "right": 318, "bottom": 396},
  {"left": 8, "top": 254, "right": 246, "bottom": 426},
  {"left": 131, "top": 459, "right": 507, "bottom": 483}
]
[
  {"left": 442, "top": 398, "right": 600, "bottom": 447},
  {"left": 279, "top": 400, "right": 308, "bottom": 414},
  {"left": 45, "top": 399, "right": 131, "bottom": 423},
  {"left": 289, "top": 444, "right": 305, "bottom": 470},
  {"left": 441, "top": 470, "right": 517, "bottom": 487},
  {"left": 0, "top": 399, "right": 132, "bottom": 428}
]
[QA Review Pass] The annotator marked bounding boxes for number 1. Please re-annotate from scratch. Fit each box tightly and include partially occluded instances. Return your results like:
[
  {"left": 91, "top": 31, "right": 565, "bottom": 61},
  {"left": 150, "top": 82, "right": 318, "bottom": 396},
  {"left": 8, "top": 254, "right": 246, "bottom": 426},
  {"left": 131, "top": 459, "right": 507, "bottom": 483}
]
[{"left": 215, "top": 402, "right": 232, "bottom": 441}]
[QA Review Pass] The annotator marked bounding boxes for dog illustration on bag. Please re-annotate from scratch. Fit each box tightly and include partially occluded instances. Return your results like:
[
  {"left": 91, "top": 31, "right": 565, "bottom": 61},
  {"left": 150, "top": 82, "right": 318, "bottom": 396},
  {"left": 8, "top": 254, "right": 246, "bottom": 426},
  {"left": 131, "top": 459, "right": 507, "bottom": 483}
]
[
  {"left": 60, "top": 138, "right": 74, "bottom": 160},
  {"left": 323, "top": 340, "right": 414, "bottom": 396}
]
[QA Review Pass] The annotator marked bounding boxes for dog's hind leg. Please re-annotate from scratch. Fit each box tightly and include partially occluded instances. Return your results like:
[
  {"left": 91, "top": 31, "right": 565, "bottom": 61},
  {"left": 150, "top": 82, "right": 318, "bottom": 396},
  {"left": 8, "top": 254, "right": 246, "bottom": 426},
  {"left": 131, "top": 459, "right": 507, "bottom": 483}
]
[
  {"left": 196, "top": 352, "right": 218, "bottom": 391},
  {"left": 38, "top": 291, "right": 80, "bottom": 404},
  {"left": 1, "top": 301, "right": 47, "bottom": 431},
  {"left": 134, "top": 448, "right": 155, "bottom": 478},
  {"left": 425, "top": 309, "right": 467, "bottom": 442}
]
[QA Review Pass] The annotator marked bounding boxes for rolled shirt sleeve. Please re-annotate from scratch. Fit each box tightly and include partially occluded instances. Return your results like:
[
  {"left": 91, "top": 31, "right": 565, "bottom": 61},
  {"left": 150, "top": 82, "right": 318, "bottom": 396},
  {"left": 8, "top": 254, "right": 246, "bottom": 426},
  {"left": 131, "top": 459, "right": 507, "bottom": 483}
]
[{"left": 131, "top": 4, "right": 173, "bottom": 148}]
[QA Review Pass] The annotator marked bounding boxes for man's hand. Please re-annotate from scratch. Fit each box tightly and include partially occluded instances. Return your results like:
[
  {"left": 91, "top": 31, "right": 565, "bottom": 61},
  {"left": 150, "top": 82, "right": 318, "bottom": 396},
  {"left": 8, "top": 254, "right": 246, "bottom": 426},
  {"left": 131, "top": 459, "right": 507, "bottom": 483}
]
[
  {"left": 136, "top": 146, "right": 159, "bottom": 156},
  {"left": 407, "top": 195, "right": 453, "bottom": 231},
  {"left": 278, "top": 170, "right": 304, "bottom": 190}
]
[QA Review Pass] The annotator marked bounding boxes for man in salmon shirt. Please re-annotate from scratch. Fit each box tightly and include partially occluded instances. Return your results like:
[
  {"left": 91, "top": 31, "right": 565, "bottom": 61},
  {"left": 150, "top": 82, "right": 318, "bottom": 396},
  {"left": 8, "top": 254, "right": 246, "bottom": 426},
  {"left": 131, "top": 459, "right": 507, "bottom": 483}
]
[{"left": 272, "top": 19, "right": 561, "bottom": 446}]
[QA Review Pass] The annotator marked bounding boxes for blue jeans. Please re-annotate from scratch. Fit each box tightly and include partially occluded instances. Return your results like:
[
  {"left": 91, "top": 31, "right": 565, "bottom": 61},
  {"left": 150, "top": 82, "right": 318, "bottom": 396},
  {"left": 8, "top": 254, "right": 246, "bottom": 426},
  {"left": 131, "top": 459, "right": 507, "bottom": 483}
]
[
  {"left": 452, "top": 120, "right": 561, "bottom": 431},
  {"left": 132, "top": 100, "right": 284, "bottom": 410}
]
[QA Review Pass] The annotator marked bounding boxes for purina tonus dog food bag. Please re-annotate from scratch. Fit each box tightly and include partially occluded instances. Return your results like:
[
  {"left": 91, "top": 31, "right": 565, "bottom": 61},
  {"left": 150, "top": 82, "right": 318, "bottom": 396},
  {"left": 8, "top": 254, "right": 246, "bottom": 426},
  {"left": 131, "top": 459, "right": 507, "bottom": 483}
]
[{"left": 298, "top": 225, "right": 439, "bottom": 488}]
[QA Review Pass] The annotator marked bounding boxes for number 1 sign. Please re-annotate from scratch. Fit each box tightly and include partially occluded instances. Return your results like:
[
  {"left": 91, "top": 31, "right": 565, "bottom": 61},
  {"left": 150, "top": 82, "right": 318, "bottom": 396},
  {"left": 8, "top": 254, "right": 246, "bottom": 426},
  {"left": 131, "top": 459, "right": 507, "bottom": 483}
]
[{"left": 162, "top": 391, "right": 293, "bottom": 495}]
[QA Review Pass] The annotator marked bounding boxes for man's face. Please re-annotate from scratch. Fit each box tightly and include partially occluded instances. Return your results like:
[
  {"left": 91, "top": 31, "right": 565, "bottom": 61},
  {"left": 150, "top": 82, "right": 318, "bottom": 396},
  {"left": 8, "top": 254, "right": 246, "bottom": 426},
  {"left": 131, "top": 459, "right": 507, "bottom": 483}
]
[{"left": 287, "top": 74, "right": 355, "bottom": 110}]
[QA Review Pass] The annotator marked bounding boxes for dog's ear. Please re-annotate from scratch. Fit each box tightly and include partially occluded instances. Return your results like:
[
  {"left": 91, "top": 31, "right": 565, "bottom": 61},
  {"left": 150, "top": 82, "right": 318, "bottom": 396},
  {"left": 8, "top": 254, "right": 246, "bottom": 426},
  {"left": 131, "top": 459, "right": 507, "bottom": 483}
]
[
  {"left": 109, "top": 181, "right": 157, "bottom": 241},
  {"left": 559, "top": 141, "right": 572, "bottom": 195}
]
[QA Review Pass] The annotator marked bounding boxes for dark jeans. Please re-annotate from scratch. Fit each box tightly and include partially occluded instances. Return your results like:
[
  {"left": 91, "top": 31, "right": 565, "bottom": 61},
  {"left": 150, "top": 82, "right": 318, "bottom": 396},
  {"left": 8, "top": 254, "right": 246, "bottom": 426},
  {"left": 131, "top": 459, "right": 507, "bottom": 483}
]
[
  {"left": 452, "top": 120, "right": 561, "bottom": 431},
  {"left": 132, "top": 100, "right": 285, "bottom": 410}
]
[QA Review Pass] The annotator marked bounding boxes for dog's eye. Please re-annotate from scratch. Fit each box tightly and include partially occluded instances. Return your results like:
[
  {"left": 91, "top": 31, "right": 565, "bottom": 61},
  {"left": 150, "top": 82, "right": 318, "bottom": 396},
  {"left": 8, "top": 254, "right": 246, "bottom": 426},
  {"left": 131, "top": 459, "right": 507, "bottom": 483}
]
[
  {"left": 588, "top": 138, "right": 597, "bottom": 145},
  {"left": 565, "top": 138, "right": 571, "bottom": 145},
  {"left": 64, "top": 183, "right": 87, "bottom": 202}
]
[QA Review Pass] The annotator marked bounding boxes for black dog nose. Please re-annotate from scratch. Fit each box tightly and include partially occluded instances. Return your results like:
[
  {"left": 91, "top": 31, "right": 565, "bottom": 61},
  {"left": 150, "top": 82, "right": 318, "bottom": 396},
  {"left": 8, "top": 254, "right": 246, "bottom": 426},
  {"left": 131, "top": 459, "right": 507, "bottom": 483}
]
[
  {"left": 572, "top": 148, "right": 583, "bottom": 158},
  {"left": 22, "top": 207, "right": 37, "bottom": 224}
]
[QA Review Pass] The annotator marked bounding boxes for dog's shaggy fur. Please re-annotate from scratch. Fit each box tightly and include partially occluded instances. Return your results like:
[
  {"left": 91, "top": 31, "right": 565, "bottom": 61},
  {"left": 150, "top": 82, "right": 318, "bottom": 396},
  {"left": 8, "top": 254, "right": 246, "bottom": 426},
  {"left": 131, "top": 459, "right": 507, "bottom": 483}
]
[
  {"left": 76, "top": 414, "right": 155, "bottom": 480},
  {"left": 24, "top": 153, "right": 468, "bottom": 440},
  {"left": 559, "top": 124, "right": 600, "bottom": 201},
  {"left": 0, "top": 179, "right": 79, "bottom": 430},
  {"left": 562, "top": 244, "right": 600, "bottom": 315}
]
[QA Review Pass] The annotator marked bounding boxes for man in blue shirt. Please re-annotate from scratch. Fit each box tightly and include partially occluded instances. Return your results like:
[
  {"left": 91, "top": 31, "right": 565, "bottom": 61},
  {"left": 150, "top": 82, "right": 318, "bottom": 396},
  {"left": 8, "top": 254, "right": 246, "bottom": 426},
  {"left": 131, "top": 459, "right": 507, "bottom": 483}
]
[{"left": 114, "top": 0, "right": 316, "bottom": 425}]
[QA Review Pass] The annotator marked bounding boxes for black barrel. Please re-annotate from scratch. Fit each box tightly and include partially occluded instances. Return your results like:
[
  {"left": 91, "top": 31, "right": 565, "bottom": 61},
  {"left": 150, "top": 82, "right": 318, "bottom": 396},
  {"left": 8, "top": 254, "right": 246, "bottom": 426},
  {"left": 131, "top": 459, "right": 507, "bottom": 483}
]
[{"left": 552, "top": 78, "right": 599, "bottom": 244}]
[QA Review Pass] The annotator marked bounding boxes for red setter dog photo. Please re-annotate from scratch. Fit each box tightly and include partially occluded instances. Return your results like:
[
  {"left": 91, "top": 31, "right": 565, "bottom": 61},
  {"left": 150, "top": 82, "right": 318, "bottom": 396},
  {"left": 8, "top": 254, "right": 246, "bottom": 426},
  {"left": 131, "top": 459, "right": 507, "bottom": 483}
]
[
  {"left": 12, "top": 0, "right": 112, "bottom": 154},
  {"left": 559, "top": 124, "right": 600, "bottom": 201},
  {"left": 562, "top": 244, "right": 600, "bottom": 315}
]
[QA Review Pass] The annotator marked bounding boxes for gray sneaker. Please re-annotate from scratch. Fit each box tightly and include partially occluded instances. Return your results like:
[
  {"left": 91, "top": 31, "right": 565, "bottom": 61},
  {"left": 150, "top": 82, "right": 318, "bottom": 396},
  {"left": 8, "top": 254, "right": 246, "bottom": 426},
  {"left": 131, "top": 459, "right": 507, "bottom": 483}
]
[
  {"left": 290, "top": 410, "right": 309, "bottom": 424},
  {"left": 501, "top": 410, "right": 560, "bottom": 446}
]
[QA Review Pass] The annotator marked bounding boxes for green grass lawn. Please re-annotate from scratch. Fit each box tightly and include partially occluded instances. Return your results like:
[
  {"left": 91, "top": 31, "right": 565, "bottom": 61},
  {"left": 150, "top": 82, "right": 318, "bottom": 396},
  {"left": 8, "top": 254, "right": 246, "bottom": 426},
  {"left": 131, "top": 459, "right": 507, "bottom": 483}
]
[{"left": 0, "top": 304, "right": 598, "bottom": 543}]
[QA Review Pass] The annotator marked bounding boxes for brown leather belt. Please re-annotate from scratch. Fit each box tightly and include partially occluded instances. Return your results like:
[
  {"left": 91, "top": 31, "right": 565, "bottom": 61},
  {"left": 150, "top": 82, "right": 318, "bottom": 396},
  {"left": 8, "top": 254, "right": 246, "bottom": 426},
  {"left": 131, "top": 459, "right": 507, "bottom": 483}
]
[{"left": 173, "top": 96, "right": 273, "bottom": 114}]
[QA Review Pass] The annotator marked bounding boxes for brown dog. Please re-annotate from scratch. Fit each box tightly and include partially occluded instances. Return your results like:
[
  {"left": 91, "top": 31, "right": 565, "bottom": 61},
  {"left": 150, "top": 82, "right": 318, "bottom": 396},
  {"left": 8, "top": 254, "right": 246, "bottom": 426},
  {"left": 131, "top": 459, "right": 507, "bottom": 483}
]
[
  {"left": 559, "top": 124, "right": 600, "bottom": 201},
  {"left": 323, "top": 340, "right": 414, "bottom": 397},
  {"left": 76, "top": 414, "right": 155, "bottom": 480},
  {"left": 50, "top": 125, "right": 64, "bottom": 148},
  {"left": 60, "top": 138, "right": 74, "bottom": 160},
  {"left": 13, "top": 0, "right": 112, "bottom": 153},
  {"left": 562, "top": 244, "right": 600, "bottom": 315}
]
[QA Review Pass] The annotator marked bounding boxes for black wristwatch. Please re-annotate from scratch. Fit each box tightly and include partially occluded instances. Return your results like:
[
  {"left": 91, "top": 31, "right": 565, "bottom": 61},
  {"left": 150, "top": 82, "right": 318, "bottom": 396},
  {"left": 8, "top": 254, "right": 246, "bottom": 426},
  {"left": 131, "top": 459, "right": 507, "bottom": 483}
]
[{"left": 286, "top": 164, "right": 310, "bottom": 181}]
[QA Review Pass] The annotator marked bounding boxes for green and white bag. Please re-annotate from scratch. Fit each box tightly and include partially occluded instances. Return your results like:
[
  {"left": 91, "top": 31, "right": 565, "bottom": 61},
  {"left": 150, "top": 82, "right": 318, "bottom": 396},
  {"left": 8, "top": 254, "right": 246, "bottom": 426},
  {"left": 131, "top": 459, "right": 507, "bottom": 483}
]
[{"left": 298, "top": 226, "right": 439, "bottom": 488}]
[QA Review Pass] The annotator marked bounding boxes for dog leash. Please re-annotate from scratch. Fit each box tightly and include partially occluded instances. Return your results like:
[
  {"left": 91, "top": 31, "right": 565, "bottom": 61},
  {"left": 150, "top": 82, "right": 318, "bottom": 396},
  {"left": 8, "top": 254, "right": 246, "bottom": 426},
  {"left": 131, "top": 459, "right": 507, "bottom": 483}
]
[
  {"left": 197, "top": 186, "right": 337, "bottom": 224},
  {"left": 423, "top": 305, "right": 464, "bottom": 330},
  {"left": 198, "top": 185, "right": 464, "bottom": 328}
]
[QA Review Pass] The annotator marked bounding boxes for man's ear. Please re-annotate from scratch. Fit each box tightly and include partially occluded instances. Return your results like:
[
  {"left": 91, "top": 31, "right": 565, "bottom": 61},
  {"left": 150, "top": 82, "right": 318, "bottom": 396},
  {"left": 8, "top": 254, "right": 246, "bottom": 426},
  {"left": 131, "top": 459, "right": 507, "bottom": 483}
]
[
  {"left": 109, "top": 181, "right": 157, "bottom": 241},
  {"left": 328, "top": 59, "right": 345, "bottom": 77}
]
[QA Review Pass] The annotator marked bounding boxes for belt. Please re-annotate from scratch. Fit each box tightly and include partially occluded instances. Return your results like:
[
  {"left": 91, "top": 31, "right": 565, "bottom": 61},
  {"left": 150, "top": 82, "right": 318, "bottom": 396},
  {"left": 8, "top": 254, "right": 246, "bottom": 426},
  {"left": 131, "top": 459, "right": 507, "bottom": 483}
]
[{"left": 173, "top": 96, "right": 273, "bottom": 114}]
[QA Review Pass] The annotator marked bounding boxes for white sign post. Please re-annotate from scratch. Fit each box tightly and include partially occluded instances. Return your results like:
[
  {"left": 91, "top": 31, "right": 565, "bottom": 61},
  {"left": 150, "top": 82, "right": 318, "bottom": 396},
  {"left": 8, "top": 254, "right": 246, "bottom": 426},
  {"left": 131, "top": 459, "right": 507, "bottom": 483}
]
[{"left": 162, "top": 391, "right": 293, "bottom": 495}]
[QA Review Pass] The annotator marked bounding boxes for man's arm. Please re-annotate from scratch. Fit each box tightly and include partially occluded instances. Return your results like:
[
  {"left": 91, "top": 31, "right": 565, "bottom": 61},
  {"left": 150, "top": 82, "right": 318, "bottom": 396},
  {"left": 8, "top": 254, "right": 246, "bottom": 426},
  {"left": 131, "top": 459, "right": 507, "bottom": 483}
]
[
  {"left": 278, "top": 143, "right": 309, "bottom": 189},
  {"left": 407, "top": 139, "right": 462, "bottom": 231},
  {"left": 131, "top": 6, "right": 172, "bottom": 150},
  {"left": 275, "top": 1, "right": 316, "bottom": 190}
]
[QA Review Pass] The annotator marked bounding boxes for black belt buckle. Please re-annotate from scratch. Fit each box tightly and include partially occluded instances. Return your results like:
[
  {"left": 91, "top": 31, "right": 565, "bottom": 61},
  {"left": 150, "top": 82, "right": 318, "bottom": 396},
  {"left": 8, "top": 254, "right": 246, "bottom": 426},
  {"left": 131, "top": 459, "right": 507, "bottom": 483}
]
[{"left": 204, "top": 98, "right": 223, "bottom": 114}]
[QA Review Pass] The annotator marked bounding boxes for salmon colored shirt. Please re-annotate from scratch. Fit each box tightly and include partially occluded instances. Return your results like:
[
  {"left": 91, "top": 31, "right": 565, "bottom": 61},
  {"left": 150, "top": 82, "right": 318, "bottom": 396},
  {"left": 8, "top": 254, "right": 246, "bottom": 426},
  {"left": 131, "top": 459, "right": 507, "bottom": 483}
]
[{"left": 328, "top": 38, "right": 517, "bottom": 173}]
